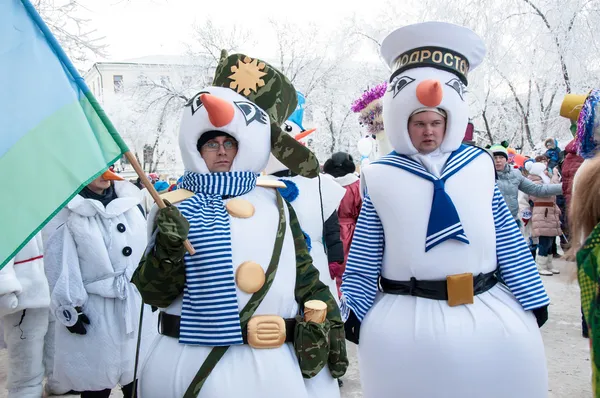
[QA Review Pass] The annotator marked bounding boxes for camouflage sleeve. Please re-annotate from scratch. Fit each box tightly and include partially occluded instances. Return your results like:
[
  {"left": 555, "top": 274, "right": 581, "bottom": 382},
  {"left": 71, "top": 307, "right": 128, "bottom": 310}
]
[
  {"left": 287, "top": 202, "right": 348, "bottom": 378},
  {"left": 131, "top": 206, "right": 189, "bottom": 308}
]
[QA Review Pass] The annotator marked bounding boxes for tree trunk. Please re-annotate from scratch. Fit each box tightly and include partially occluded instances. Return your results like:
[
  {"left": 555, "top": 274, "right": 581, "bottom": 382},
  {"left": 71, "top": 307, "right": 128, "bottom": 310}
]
[{"left": 481, "top": 110, "right": 493, "bottom": 145}]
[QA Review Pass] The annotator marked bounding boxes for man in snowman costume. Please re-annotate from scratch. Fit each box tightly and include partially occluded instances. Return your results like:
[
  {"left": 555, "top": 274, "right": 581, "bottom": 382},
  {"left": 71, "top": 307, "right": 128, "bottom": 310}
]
[
  {"left": 341, "top": 22, "right": 549, "bottom": 397},
  {"left": 265, "top": 91, "right": 346, "bottom": 301},
  {"left": 132, "top": 51, "right": 347, "bottom": 398}
]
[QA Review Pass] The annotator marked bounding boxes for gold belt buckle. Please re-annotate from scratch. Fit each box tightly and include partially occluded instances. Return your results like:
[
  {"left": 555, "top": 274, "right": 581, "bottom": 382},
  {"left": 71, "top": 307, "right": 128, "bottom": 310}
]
[
  {"left": 446, "top": 273, "right": 474, "bottom": 307},
  {"left": 247, "top": 315, "right": 286, "bottom": 349}
]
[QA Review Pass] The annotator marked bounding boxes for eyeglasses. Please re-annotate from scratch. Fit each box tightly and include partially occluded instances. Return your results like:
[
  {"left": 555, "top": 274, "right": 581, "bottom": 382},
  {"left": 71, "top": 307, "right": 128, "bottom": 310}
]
[{"left": 202, "top": 140, "right": 238, "bottom": 152}]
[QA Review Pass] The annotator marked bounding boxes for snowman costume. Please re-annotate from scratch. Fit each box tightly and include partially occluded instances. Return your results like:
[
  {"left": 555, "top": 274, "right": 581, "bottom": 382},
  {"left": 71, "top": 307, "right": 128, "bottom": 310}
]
[
  {"left": 0, "top": 233, "right": 50, "bottom": 398},
  {"left": 351, "top": 82, "right": 393, "bottom": 159},
  {"left": 44, "top": 179, "right": 156, "bottom": 393},
  {"left": 341, "top": 22, "right": 549, "bottom": 398},
  {"left": 133, "top": 52, "right": 346, "bottom": 398},
  {"left": 265, "top": 95, "right": 346, "bottom": 300}
]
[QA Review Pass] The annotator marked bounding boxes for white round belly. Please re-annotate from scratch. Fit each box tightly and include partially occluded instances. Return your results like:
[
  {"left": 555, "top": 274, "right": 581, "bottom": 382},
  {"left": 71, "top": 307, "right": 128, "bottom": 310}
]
[
  {"left": 140, "top": 187, "right": 339, "bottom": 398},
  {"left": 358, "top": 284, "right": 548, "bottom": 398}
]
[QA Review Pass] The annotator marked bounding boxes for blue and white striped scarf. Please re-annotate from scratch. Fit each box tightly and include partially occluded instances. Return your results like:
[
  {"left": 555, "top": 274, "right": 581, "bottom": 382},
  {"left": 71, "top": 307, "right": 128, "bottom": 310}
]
[
  {"left": 374, "top": 144, "right": 483, "bottom": 252},
  {"left": 178, "top": 171, "right": 257, "bottom": 346}
]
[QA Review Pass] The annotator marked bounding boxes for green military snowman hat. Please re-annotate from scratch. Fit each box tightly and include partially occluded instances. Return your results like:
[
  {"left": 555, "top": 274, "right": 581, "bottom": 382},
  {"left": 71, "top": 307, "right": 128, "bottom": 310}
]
[{"left": 212, "top": 50, "right": 320, "bottom": 178}]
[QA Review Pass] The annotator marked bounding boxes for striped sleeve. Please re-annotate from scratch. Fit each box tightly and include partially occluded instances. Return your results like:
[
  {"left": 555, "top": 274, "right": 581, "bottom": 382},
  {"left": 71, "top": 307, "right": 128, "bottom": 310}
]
[
  {"left": 340, "top": 194, "right": 384, "bottom": 321},
  {"left": 493, "top": 184, "right": 550, "bottom": 310}
]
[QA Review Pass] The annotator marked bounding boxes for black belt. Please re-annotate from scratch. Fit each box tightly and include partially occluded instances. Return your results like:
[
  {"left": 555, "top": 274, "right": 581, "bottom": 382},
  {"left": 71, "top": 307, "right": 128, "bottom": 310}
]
[
  {"left": 379, "top": 271, "right": 498, "bottom": 300},
  {"left": 158, "top": 312, "right": 297, "bottom": 344}
]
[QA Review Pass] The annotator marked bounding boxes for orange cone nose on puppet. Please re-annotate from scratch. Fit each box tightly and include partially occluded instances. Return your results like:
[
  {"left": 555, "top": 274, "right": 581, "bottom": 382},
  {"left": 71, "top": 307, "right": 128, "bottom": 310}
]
[
  {"left": 294, "top": 128, "right": 316, "bottom": 141},
  {"left": 416, "top": 79, "right": 443, "bottom": 107},
  {"left": 200, "top": 93, "right": 235, "bottom": 128},
  {"left": 101, "top": 170, "right": 124, "bottom": 181}
]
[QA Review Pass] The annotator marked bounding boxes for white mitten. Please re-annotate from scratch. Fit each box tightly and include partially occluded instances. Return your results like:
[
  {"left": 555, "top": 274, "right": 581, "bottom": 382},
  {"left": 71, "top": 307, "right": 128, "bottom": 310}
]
[{"left": 0, "top": 293, "right": 19, "bottom": 317}]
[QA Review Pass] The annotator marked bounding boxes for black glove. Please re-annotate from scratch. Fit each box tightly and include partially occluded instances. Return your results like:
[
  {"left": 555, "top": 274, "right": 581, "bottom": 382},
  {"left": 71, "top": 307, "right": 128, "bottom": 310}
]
[
  {"left": 533, "top": 305, "right": 548, "bottom": 328},
  {"left": 66, "top": 307, "right": 90, "bottom": 335},
  {"left": 344, "top": 310, "right": 361, "bottom": 344}
]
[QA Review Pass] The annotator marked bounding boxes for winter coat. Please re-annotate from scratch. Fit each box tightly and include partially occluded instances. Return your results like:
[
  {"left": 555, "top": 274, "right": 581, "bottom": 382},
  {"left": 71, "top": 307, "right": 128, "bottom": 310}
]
[
  {"left": 334, "top": 175, "right": 362, "bottom": 263},
  {"left": 44, "top": 180, "right": 157, "bottom": 393},
  {"left": 496, "top": 164, "right": 562, "bottom": 220},
  {"left": 324, "top": 212, "right": 344, "bottom": 264},
  {"left": 562, "top": 139, "right": 584, "bottom": 207},
  {"left": 544, "top": 138, "right": 561, "bottom": 169},
  {"left": 0, "top": 233, "right": 50, "bottom": 317},
  {"left": 519, "top": 175, "right": 562, "bottom": 237}
]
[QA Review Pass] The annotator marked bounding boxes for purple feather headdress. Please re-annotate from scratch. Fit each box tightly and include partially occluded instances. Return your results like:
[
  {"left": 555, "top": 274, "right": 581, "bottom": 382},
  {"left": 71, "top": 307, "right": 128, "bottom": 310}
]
[
  {"left": 352, "top": 82, "right": 387, "bottom": 135},
  {"left": 576, "top": 89, "right": 600, "bottom": 159}
]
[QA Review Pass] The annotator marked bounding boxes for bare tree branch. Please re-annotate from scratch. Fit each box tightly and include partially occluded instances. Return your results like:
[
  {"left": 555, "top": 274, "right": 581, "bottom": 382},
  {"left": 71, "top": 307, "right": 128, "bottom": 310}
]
[{"left": 521, "top": 0, "right": 572, "bottom": 92}]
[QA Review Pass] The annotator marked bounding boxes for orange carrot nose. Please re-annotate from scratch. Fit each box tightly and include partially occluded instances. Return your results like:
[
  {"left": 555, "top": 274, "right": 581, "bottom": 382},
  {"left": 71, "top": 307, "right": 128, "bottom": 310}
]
[
  {"left": 200, "top": 93, "right": 235, "bottom": 128},
  {"left": 416, "top": 79, "right": 443, "bottom": 107},
  {"left": 101, "top": 170, "right": 124, "bottom": 181},
  {"left": 295, "top": 128, "right": 316, "bottom": 141}
]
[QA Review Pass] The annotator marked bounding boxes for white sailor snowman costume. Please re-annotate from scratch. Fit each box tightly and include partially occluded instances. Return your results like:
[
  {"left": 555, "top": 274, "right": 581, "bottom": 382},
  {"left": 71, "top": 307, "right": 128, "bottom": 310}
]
[
  {"left": 137, "top": 85, "right": 342, "bottom": 398},
  {"left": 264, "top": 113, "right": 346, "bottom": 300},
  {"left": 341, "top": 22, "right": 549, "bottom": 398}
]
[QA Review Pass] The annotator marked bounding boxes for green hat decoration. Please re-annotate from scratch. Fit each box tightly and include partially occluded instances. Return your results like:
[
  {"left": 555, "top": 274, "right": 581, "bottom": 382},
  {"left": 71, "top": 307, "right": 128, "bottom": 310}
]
[{"left": 212, "top": 50, "right": 320, "bottom": 178}]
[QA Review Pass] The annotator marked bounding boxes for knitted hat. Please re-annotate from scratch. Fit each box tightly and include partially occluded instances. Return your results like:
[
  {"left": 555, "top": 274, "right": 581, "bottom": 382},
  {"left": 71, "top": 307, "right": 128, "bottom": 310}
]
[
  {"left": 490, "top": 144, "right": 508, "bottom": 159},
  {"left": 154, "top": 181, "right": 170, "bottom": 193},
  {"left": 410, "top": 107, "right": 447, "bottom": 118},
  {"left": 196, "top": 131, "right": 236, "bottom": 152},
  {"left": 323, "top": 152, "right": 356, "bottom": 178}
]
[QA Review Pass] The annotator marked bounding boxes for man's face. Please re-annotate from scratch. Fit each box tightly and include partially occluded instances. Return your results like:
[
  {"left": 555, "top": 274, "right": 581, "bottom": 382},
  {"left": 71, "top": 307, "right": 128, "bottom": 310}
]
[
  {"left": 407, "top": 111, "right": 446, "bottom": 154},
  {"left": 199, "top": 135, "right": 238, "bottom": 172},
  {"left": 88, "top": 175, "right": 111, "bottom": 194},
  {"left": 494, "top": 155, "right": 507, "bottom": 171}
]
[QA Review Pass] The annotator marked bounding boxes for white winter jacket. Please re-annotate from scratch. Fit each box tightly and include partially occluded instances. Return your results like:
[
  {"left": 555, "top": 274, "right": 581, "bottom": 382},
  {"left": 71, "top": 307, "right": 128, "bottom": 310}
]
[
  {"left": 44, "top": 180, "right": 156, "bottom": 392},
  {"left": 0, "top": 233, "right": 50, "bottom": 317},
  {"left": 46, "top": 180, "right": 147, "bottom": 331}
]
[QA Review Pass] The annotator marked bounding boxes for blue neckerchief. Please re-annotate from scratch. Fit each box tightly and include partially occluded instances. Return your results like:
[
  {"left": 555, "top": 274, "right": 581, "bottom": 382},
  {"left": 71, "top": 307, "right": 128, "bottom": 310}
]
[
  {"left": 178, "top": 171, "right": 257, "bottom": 346},
  {"left": 373, "top": 144, "right": 483, "bottom": 251}
]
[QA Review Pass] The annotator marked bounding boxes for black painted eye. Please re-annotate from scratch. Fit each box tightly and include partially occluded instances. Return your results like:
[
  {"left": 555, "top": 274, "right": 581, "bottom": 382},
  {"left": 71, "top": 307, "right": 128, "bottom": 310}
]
[
  {"left": 284, "top": 123, "right": 293, "bottom": 133},
  {"left": 187, "top": 91, "right": 210, "bottom": 115},
  {"left": 445, "top": 78, "right": 467, "bottom": 101},
  {"left": 234, "top": 101, "right": 268, "bottom": 126},
  {"left": 388, "top": 75, "right": 415, "bottom": 98}
]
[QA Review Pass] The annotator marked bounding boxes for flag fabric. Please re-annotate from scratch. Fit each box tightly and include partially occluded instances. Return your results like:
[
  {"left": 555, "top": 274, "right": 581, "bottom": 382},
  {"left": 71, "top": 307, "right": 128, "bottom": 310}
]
[{"left": 0, "top": 0, "right": 129, "bottom": 268}]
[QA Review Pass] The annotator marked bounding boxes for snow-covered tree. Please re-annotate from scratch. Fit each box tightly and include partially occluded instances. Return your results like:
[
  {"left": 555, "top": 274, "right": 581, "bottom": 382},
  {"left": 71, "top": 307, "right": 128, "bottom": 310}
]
[
  {"left": 33, "top": 0, "right": 106, "bottom": 67},
  {"left": 349, "top": 0, "right": 600, "bottom": 153}
]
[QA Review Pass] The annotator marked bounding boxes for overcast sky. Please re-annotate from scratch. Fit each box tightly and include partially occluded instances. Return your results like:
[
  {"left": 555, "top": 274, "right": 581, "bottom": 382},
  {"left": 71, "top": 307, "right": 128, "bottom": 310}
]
[{"left": 80, "top": 0, "right": 388, "bottom": 62}]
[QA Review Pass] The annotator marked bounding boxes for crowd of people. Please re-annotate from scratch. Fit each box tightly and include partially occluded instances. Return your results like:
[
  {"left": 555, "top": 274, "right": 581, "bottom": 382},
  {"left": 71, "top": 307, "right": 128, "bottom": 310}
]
[{"left": 2, "top": 20, "right": 600, "bottom": 398}]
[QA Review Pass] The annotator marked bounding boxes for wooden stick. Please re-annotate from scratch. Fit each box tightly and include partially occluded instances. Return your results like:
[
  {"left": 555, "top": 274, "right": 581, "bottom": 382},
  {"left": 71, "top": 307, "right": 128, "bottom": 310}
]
[{"left": 124, "top": 151, "right": 196, "bottom": 255}]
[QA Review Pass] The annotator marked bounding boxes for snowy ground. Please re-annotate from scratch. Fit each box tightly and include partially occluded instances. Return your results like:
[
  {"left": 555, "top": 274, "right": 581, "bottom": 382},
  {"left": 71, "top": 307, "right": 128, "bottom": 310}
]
[{"left": 0, "top": 259, "right": 591, "bottom": 397}]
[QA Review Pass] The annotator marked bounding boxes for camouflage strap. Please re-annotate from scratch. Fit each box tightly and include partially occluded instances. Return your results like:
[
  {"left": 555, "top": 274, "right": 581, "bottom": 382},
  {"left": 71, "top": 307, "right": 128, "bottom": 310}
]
[
  {"left": 183, "top": 191, "right": 287, "bottom": 398},
  {"left": 286, "top": 200, "right": 349, "bottom": 379}
]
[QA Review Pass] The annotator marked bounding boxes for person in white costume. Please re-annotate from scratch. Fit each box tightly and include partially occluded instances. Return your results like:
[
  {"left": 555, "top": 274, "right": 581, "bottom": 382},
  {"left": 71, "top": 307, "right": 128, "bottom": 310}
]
[
  {"left": 0, "top": 233, "right": 50, "bottom": 398},
  {"left": 44, "top": 169, "right": 157, "bottom": 397},
  {"left": 351, "top": 82, "right": 393, "bottom": 159},
  {"left": 132, "top": 51, "right": 347, "bottom": 398},
  {"left": 264, "top": 92, "right": 346, "bottom": 300},
  {"left": 341, "top": 22, "right": 550, "bottom": 398}
]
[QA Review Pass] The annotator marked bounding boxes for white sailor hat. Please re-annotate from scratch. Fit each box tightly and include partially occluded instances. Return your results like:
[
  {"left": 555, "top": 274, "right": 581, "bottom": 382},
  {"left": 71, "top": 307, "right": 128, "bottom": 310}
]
[{"left": 380, "top": 21, "right": 486, "bottom": 85}]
